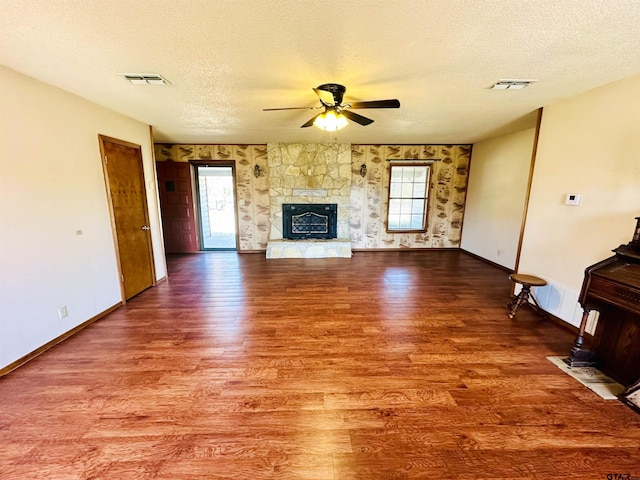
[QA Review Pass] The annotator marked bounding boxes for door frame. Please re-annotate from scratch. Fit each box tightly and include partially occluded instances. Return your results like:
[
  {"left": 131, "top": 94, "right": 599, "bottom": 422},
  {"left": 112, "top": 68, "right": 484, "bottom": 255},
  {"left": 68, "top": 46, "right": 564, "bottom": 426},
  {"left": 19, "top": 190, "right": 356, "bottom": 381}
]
[
  {"left": 98, "top": 134, "right": 157, "bottom": 302},
  {"left": 191, "top": 160, "right": 240, "bottom": 251}
]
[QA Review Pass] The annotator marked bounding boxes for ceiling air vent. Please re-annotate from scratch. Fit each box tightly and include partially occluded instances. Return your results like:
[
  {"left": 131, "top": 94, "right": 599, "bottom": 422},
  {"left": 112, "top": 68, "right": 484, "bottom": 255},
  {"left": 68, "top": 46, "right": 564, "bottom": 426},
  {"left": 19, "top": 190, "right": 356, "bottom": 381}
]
[
  {"left": 490, "top": 79, "right": 537, "bottom": 90},
  {"left": 119, "top": 73, "right": 170, "bottom": 85}
]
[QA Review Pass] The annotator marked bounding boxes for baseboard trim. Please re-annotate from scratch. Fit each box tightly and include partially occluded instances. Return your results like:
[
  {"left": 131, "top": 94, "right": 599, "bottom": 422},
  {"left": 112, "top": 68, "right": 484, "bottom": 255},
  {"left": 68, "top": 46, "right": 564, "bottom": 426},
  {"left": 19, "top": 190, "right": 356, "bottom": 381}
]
[
  {"left": 0, "top": 302, "right": 123, "bottom": 378},
  {"left": 460, "top": 249, "right": 514, "bottom": 273}
]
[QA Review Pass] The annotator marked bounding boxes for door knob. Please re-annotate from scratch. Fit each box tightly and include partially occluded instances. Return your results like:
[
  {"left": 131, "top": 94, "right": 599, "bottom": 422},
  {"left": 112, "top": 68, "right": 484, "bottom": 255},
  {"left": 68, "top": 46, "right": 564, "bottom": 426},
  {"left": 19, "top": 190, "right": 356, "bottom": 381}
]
[{"left": 141, "top": 225, "right": 151, "bottom": 231}]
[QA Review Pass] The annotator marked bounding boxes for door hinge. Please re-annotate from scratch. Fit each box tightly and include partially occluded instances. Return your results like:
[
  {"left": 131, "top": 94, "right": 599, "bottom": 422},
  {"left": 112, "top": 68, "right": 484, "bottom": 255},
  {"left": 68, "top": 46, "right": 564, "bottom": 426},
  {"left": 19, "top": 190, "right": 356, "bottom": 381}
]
[
  {"left": 121, "top": 274, "right": 125, "bottom": 282},
  {"left": 104, "top": 155, "right": 108, "bottom": 164}
]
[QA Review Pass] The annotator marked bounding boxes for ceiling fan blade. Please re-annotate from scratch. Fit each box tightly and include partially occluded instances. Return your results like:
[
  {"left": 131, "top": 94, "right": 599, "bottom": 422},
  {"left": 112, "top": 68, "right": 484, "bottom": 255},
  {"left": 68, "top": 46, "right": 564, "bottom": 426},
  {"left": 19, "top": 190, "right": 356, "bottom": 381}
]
[
  {"left": 263, "top": 106, "right": 319, "bottom": 111},
  {"left": 341, "top": 109, "right": 374, "bottom": 126},
  {"left": 346, "top": 99, "right": 400, "bottom": 109},
  {"left": 300, "top": 113, "right": 323, "bottom": 128}
]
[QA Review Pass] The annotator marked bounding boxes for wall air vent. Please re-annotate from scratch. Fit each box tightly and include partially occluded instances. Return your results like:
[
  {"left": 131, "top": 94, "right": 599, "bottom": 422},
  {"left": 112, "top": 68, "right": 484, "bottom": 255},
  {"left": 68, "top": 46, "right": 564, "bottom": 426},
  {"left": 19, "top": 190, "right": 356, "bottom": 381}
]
[
  {"left": 490, "top": 79, "right": 537, "bottom": 90},
  {"left": 119, "top": 73, "right": 170, "bottom": 85}
]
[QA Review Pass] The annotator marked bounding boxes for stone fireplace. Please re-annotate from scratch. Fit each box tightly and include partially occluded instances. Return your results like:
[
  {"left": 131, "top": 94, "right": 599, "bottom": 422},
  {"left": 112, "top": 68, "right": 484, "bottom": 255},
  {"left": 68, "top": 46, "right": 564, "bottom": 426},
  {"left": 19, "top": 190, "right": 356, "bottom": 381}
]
[{"left": 265, "top": 143, "right": 352, "bottom": 258}]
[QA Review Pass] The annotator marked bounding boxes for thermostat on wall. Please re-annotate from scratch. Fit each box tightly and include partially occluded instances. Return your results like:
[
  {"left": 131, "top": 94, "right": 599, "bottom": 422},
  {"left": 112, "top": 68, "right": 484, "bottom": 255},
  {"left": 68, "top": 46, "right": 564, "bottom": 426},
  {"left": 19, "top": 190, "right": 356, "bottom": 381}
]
[{"left": 565, "top": 193, "right": 581, "bottom": 206}]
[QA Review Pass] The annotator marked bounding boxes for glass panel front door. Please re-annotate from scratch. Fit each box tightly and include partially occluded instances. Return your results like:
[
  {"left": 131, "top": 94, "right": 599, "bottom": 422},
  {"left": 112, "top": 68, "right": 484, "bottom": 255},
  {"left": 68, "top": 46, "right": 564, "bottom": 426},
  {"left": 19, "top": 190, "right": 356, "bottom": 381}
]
[{"left": 196, "top": 165, "right": 237, "bottom": 250}]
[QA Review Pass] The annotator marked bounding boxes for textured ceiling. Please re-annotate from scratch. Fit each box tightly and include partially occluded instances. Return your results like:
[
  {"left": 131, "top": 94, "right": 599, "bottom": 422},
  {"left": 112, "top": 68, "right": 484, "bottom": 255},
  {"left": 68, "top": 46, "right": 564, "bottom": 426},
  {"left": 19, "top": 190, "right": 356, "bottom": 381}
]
[{"left": 2, "top": 0, "right": 640, "bottom": 145}]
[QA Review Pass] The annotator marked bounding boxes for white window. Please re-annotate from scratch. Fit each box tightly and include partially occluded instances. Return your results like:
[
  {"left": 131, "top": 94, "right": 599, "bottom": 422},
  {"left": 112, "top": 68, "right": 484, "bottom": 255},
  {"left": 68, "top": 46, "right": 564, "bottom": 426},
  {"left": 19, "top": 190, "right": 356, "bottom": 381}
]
[{"left": 387, "top": 164, "right": 430, "bottom": 232}]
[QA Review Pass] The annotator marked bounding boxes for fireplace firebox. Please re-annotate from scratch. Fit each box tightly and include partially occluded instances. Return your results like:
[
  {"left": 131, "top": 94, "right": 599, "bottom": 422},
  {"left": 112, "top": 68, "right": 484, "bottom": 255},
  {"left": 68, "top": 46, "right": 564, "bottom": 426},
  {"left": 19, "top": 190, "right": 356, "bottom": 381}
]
[{"left": 282, "top": 203, "right": 337, "bottom": 240}]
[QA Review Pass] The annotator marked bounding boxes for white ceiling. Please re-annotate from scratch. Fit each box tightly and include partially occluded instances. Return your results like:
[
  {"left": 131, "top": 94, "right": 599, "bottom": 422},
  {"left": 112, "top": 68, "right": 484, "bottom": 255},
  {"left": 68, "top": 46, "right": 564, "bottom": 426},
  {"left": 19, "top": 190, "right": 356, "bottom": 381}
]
[{"left": 2, "top": 0, "right": 640, "bottom": 145}]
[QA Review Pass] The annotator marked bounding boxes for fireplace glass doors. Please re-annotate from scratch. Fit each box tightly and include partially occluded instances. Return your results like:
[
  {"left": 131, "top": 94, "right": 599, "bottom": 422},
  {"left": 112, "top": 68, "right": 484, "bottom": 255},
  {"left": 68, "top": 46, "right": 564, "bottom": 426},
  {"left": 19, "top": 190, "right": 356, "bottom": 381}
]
[{"left": 282, "top": 204, "right": 337, "bottom": 240}]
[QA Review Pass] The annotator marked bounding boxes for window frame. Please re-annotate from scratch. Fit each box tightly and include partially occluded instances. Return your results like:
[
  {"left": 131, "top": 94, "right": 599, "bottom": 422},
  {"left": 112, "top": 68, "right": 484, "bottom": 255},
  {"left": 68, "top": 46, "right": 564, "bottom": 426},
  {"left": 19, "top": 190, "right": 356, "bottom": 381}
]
[{"left": 385, "top": 162, "right": 431, "bottom": 234}]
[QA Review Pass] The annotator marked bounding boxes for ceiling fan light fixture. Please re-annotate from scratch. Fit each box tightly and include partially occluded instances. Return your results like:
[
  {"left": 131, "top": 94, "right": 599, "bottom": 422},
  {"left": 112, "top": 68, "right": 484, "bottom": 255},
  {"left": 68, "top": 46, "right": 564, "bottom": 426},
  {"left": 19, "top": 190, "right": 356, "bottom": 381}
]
[
  {"left": 266, "top": 83, "right": 399, "bottom": 129},
  {"left": 313, "top": 110, "right": 348, "bottom": 131}
]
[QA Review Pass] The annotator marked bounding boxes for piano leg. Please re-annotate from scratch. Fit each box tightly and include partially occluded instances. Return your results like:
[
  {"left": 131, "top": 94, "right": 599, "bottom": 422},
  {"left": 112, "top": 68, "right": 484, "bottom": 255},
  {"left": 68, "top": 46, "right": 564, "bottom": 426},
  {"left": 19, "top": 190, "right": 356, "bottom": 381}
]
[
  {"left": 622, "top": 377, "right": 640, "bottom": 396},
  {"left": 563, "top": 308, "right": 597, "bottom": 367},
  {"left": 620, "top": 377, "right": 640, "bottom": 414}
]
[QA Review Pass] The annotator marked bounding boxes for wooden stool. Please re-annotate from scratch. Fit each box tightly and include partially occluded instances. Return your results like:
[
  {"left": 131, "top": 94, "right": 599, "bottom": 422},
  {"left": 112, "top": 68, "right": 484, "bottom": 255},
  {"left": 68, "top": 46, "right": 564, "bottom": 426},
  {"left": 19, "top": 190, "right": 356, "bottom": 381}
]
[{"left": 508, "top": 273, "right": 547, "bottom": 319}]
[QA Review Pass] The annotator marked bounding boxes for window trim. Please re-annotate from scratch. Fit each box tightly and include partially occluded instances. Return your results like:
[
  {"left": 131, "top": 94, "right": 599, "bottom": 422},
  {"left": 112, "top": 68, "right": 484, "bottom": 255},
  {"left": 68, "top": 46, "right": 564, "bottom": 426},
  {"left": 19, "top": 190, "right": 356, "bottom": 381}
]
[{"left": 385, "top": 162, "right": 431, "bottom": 234}]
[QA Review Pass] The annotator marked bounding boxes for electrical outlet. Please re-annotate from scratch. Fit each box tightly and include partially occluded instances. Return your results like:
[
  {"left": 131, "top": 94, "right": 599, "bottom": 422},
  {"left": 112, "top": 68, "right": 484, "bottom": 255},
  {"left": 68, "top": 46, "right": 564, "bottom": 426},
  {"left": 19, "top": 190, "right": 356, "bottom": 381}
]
[{"left": 57, "top": 306, "right": 68, "bottom": 320}]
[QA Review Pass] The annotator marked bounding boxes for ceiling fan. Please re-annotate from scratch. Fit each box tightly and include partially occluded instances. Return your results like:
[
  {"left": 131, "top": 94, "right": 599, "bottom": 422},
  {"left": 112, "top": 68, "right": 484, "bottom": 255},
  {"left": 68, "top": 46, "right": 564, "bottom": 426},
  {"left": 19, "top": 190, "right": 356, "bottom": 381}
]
[{"left": 263, "top": 83, "right": 400, "bottom": 131}]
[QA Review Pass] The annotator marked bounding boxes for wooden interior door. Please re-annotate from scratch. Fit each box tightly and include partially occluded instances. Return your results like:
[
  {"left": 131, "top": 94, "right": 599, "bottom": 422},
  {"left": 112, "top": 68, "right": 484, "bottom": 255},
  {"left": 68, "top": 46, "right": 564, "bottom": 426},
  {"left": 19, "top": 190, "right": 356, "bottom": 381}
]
[
  {"left": 99, "top": 135, "right": 155, "bottom": 300},
  {"left": 156, "top": 161, "right": 198, "bottom": 253}
]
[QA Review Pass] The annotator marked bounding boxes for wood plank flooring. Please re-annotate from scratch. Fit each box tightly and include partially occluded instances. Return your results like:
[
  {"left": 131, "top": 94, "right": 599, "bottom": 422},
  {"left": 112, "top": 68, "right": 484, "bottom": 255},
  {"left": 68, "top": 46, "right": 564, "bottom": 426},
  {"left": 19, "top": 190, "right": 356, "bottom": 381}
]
[{"left": 2, "top": 251, "right": 640, "bottom": 479}]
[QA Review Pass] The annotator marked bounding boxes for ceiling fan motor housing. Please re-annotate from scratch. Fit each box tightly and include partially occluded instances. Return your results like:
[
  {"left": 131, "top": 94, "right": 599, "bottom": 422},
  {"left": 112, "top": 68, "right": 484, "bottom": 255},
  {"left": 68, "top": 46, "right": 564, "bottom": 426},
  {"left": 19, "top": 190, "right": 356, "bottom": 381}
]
[{"left": 316, "top": 83, "right": 346, "bottom": 105}]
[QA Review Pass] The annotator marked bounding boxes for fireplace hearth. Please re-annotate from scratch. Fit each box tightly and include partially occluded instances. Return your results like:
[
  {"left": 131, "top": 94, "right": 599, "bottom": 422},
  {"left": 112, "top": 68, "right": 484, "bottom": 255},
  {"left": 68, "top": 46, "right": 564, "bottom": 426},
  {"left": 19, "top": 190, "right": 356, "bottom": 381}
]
[{"left": 282, "top": 203, "right": 337, "bottom": 240}]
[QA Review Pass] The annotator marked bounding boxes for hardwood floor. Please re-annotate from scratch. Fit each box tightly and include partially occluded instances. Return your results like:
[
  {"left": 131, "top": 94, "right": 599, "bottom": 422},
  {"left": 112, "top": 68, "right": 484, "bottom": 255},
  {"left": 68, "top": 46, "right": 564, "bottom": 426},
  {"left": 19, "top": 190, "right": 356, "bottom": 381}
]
[{"left": 1, "top": 251, "right": 639, "bottom": 479}]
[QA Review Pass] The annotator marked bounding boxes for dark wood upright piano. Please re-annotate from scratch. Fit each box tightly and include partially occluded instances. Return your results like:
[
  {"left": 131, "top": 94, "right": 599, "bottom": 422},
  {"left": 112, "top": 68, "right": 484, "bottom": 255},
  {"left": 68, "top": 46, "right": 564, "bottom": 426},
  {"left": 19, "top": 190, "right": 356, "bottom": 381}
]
[{"left": 565, "top": 217, "right": 640, "bottom": 409}]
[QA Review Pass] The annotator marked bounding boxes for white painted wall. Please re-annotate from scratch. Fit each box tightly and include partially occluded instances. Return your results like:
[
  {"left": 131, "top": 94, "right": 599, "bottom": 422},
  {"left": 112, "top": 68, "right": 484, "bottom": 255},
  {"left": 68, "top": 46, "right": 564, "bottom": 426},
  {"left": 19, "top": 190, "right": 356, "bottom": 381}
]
[
  {"left": 0, "top": 66, "right": 165, "bottom": 369},
  {"left": 518, "top": 74, "right": 640, "bottom": 329},
  {"left": 461, "top": 128, "right": 535, "bottom": 269}
]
